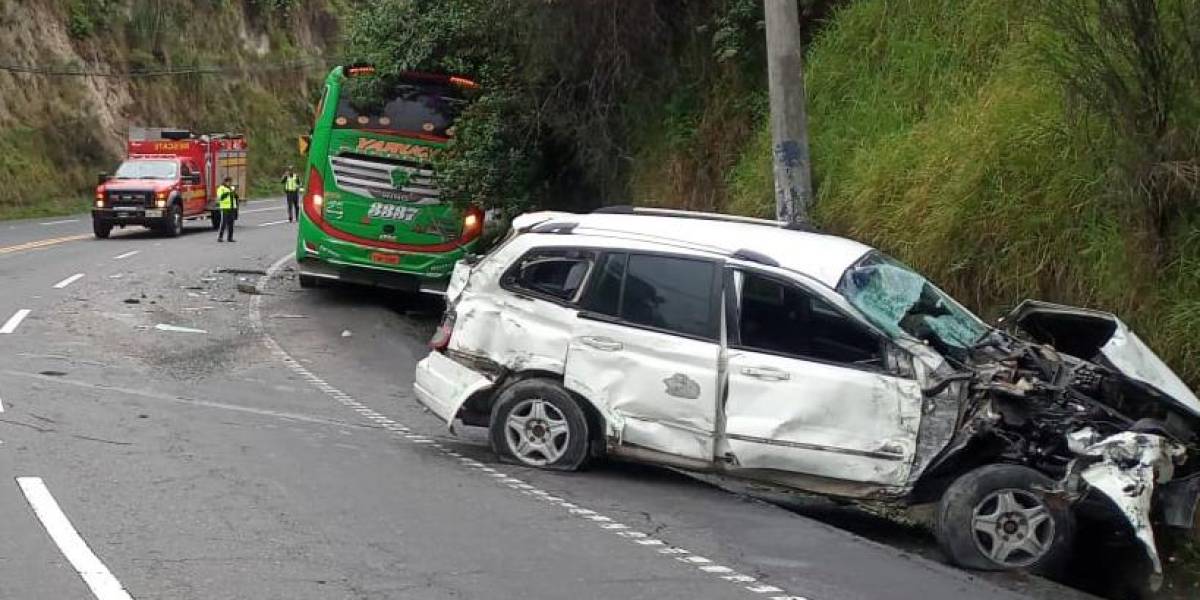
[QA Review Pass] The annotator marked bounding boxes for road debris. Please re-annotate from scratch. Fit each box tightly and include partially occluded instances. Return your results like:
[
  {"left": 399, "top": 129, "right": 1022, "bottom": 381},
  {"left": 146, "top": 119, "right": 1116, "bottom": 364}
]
[
  {"left": 236, "top": 283, "right": 263, "bottom": 295},
  {"left": 341, "top": 330, "right": 353, "bottom": 338},
  {"left": 217, "top": 268, "right": 268, "bottom": 276},
  {"left": 123, "top": 298, "right": 140, "bottom": 304},
  {"left": 270, "top": 314, "right": 307, "bottom": 319}
]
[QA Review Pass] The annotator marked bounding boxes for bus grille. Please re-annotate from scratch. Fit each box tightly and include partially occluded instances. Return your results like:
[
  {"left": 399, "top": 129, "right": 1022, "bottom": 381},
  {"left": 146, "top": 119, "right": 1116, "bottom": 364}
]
[{"left": 329, "top": 154, "right": 441, "bottom": 204}]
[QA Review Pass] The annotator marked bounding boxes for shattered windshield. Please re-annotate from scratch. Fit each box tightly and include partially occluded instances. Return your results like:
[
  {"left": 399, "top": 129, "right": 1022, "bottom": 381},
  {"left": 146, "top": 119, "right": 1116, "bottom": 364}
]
[
  {"left": 837, "top": 252, "right": 988, "bottom": 354},
  {"left": 114, "top": 160, "right": 177, "bottom": 180}
]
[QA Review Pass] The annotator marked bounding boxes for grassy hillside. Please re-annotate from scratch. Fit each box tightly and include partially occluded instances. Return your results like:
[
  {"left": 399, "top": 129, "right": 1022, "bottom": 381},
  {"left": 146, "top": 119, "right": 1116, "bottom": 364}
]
[
  {"left": 0, "top": 0, "right": 343, "bottom": 218},
  {"left": 634, "top": 0, "right": 1200, "bottom": 390},
  {"left": 632, "top": 0, "right": 1200, "bottom": 594}
]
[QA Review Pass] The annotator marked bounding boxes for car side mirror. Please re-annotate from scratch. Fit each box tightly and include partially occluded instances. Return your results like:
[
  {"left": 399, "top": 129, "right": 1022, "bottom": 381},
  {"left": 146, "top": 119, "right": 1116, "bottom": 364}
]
[
  {"left": 97, "top": 172, "right": 110, "bottom": 185},
  {"left": 298, "top": 134, "right": 311, "bottom": 157}
]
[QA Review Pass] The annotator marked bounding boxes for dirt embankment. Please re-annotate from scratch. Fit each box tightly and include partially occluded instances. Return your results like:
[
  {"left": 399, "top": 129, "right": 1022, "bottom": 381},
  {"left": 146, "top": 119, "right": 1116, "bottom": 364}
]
[{"left": 0, "top": 0, "right": 342, "bottom": 218}]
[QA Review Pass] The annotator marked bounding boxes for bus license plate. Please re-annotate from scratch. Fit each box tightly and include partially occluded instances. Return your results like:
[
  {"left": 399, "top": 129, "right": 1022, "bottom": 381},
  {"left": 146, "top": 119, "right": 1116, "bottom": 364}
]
[{"left": 370, "top": 252, "right": 400, "bottom": 265}]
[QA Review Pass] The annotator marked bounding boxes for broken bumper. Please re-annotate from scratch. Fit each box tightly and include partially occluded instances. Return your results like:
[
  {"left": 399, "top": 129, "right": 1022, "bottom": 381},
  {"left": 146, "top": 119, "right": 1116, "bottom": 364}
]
[
  {"left": 1068, "top": 430, "right": 1189, "bottom": 590},
  {"left": 413, "top": 351, "right": 494, "bottom": 429}
]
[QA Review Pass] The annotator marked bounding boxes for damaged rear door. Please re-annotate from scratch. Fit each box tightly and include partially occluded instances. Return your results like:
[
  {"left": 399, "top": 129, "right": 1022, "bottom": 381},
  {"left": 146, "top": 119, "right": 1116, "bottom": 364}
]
[
  {"left": 563, "top": 252, "right": 722, "bottom": 462},
  {"left": 721, "top": 269, "right": 923, "bottom": 487}
]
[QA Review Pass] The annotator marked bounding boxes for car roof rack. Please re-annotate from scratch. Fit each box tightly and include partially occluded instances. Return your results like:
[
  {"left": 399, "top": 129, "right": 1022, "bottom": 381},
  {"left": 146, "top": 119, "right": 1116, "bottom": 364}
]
[{"left": 593, "top": 205, "right": 792, "bottom": 228}]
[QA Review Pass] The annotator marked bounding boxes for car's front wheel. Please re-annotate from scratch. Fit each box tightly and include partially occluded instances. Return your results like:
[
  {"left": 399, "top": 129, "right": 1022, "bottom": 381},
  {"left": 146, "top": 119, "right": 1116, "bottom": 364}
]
[
  {"left": 936, "top": 464, "right": 1074, "bottom": 573},
  {"left": 489, "top": 378, "right": 589, "bottom": 471}
]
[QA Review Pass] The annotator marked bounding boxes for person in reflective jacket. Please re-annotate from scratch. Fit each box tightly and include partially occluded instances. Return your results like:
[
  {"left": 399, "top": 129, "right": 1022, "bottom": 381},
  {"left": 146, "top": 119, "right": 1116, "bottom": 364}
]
[
  {"left": 216, "top": 177, "right": 238, "bottom": 243},
  {"left": 280, "top": 167, "right": 301, "bottom": 222}
]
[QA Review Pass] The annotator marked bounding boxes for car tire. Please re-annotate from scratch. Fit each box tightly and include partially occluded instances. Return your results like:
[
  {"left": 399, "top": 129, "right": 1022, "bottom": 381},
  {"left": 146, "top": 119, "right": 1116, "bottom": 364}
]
[
  {"left": 93, "top": 221, "right": 112, "bottom": 239},
  {"left": 489, "top": 378, "right": 589, "bottom": 471},
  {"left": 936, "top": 464, "right": 1074, "bottom": 574},
  {"left": 166, "top": 204, "right": 183, "bottom": 237}
]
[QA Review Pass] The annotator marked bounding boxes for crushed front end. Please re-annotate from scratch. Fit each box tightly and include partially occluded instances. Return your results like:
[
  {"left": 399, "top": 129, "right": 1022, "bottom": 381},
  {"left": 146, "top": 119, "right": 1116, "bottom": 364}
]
[{"left": 918, "top": 307, "right": 1200, "bottom": 588}]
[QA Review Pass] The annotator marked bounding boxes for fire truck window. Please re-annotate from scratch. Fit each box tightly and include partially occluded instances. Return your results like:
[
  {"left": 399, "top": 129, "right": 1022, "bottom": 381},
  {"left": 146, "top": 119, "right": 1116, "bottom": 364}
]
[{"left": 114, "top": 160, "right": 178, "bottom": 180}]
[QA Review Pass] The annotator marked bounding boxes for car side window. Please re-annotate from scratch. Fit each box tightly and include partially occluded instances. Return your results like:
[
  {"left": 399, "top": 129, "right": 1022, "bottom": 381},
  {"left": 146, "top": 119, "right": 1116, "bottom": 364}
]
[
  {"left": 735, "top": 271, "right": 881, "bottom": 366},
  {"left": 583, "top": 252, "right": 717, "bottom": 340},
  {"left": 503, "top": 248, "right": 595, "bottom": 303}
]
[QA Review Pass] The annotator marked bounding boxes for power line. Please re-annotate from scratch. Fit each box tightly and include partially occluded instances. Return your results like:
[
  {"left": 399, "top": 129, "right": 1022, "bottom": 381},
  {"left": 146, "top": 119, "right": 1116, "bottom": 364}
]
[{"left": 0, "top": 57, "right": 337, "bottom": 78}]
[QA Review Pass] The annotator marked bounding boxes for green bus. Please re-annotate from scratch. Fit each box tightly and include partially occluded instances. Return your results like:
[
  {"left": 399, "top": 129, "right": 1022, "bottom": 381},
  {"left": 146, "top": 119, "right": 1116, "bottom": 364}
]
[{"left": 296, "top": 64, "right": 484, "bottom": 293}]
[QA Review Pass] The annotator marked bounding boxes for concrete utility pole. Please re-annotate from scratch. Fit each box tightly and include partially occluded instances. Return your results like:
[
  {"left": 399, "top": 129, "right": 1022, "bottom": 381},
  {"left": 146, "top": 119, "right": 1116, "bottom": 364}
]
[{"left": 764, "top": 0, "right": 813, "bottom": 227}]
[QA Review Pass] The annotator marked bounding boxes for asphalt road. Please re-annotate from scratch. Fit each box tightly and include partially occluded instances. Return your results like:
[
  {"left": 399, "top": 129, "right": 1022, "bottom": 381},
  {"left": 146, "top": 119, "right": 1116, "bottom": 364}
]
[{"left": 0, "top": 202, "right": 1095, "bottom": 599}]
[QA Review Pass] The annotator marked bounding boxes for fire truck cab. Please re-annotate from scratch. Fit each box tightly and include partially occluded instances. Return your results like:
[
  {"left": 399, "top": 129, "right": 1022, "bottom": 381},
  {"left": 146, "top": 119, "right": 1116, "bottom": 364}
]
[{"left": 92, "top": 127, "right": 248, "bottom": 239}]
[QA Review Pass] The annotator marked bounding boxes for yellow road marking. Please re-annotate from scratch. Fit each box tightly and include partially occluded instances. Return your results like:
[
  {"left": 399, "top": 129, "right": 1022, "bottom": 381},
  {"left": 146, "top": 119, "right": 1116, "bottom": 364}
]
[{"left": 0, "top": 234, "right": 92, "bottom": 256}]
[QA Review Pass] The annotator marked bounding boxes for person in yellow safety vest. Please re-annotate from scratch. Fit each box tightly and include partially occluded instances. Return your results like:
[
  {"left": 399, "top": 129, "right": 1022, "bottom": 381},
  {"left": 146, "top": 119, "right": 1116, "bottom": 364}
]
[
  {"left": 216, "top": 176, "right": 239, "bottom": 243},
  {"left": 280, "top": 167, "right": 301, "bottom": 222}
]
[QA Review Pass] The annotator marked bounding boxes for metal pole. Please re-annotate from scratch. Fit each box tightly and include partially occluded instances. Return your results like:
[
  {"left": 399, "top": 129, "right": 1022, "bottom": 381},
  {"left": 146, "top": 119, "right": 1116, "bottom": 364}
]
[{"left": 764, "top": 0, "right": 813, "bottom": 226}]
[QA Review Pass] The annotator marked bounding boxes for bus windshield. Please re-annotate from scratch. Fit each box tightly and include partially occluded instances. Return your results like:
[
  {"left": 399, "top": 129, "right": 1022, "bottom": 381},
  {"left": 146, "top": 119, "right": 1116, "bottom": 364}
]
[
  {"left": 114, "top": 160, "right": 178, "bottom": 180},
  {"left": 336, "top": 78, "right": 468, "bottom": 138}
]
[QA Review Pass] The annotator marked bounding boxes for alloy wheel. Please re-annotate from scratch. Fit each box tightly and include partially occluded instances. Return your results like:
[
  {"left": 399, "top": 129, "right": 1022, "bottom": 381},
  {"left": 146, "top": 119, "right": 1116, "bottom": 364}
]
[
  {"left": 504, "top": 398, "right": 571, "bottom": 466},
  {"left": 971, "top": 488, "right": 1055, "bottom": 568}
]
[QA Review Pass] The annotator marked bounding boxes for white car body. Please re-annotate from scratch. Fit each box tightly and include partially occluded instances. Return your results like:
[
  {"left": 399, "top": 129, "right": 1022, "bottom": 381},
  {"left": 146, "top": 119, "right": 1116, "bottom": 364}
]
[{"left": 413, "top": 208, "right": 1200, "bottom": 582}]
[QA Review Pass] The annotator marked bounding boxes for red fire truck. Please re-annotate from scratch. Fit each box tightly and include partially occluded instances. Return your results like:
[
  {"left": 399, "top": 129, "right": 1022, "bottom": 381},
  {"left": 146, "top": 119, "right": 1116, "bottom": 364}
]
[{"left": 92, "top": 127, "right": 248, "bottom": 238}]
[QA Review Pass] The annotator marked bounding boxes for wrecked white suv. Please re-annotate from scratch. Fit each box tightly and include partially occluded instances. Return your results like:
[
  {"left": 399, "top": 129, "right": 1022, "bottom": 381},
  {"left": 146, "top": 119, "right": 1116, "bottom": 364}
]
[{"left": 414, "top": 207, "right": 1200, "bottom": 585}]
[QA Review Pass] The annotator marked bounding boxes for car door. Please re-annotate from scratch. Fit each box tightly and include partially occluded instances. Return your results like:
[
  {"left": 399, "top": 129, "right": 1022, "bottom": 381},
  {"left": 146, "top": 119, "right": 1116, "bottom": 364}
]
[
  {"left": 721, "top": 269, "right": 923, "bottom": 487},
  {"left": 564, "top": 252, "right": 722, "bottom": 462}
]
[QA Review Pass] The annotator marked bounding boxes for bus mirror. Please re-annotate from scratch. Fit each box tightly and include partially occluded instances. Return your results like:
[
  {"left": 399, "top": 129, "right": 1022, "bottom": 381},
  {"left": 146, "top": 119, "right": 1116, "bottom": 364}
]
[{"left": 298, "top": 134, "right": 311, "bottom": 157}]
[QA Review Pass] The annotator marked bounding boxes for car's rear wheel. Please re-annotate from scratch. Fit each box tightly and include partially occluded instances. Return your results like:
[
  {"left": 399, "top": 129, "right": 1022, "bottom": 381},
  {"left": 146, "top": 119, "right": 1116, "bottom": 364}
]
[
  {"left": 489, "top": 378, "right": 589, "bottom": 471},
  {"left": 936, "top": 464, "right": 1074, "bottom": 573}
]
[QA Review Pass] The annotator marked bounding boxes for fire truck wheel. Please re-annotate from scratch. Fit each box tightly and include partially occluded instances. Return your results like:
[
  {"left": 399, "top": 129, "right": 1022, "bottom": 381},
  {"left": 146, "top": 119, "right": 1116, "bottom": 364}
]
[
  {"left": 93, "top": 221, "right": 112, "bottom": 239},
  {"left": 166, "top": 204, "right": 183, "bottom": 237}
]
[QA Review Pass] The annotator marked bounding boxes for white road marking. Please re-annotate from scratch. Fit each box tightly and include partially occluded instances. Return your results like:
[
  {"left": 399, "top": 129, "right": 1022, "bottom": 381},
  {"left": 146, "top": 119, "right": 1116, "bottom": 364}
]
[
  {"left": 53, "top": 273, "right": 85, "bottom": 289},
  {"left": 257, "top": 220, "right": 291, "bottom": 227},
  {"left": 0, "top": 309, "right": 31, "bottom": 334},
  {"left": 16, "top": 477, "right": 134, "bottom": 600},
  {"left": 113, "top": 251, "right": 139, "bottom": 260},
  {"left": 40, "top": 219, "right": 80, "bottom": 226},
  {"left": 0, "top": 395, "right": 5, "bottom": 412},
  {"left": 248, "top": 252, "right": 810, "bottom": 600},
  {"left": 239, "top": 205, "right": 285, "bottom": 214}
]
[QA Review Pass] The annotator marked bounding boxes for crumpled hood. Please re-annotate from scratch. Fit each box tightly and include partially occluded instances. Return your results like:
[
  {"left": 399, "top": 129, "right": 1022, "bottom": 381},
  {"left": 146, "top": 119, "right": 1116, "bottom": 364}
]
[{"left": 1005, "top": 300, "right": 1200, "bottom": 419}]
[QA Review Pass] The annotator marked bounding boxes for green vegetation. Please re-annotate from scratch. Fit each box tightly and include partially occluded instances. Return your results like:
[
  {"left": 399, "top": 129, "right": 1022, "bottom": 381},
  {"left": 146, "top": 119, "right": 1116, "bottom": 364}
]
[{"left": 0, "top": 0, "right": 340, "bottom": 220}]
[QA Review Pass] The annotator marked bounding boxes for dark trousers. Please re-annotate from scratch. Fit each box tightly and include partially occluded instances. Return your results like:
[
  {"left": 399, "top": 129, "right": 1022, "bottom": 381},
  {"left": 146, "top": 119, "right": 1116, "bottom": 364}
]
[
  {"left": 217, "top": 208, "right": 236, "bottom": 241},
  {"left": 286, "top": 191, "right": 300, "bottom": 221}
]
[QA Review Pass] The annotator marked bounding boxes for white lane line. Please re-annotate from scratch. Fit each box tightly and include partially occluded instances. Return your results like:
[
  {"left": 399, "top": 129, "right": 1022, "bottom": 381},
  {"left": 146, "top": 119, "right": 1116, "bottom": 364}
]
[
  {"left": 257, "top": 220, "right": 291, "bottom": 227},
  {"left": 53, "top": 273, "right": 85, "bottom": 289},
  {"left": 248, "top": 253, "right": 808, "bottom": 600},
  {"left": 112, "top": 251, "right": 139, "bottom": 260},
  {"left": 16, "top": 477, "right": 134, "bottom": 600},
  {"left": 0, "top": 309, "right": 31, "bottom": 334},
  {"left": 40, "top": 219, "right": 80, "bottom": 226},
  {"left": 0, "top": 395, "right": 5, "bottom": 412},
  {"left": 240, "top": 205, "right": 285, "bottom": 214}
]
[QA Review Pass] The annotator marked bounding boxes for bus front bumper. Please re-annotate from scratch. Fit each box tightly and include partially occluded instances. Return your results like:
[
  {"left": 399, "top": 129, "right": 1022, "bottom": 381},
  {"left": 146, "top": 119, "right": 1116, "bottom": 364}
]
[{"left": 297, "top": 256, "right": 448, "bottom": 295}]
